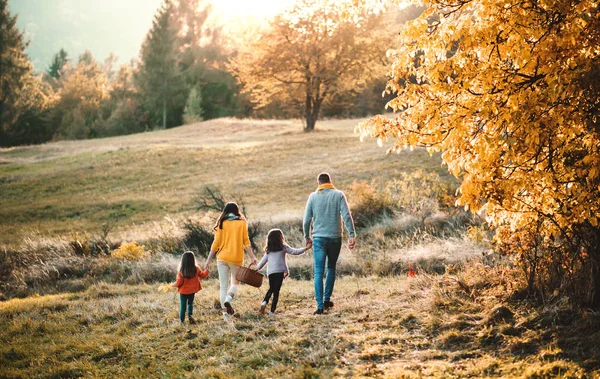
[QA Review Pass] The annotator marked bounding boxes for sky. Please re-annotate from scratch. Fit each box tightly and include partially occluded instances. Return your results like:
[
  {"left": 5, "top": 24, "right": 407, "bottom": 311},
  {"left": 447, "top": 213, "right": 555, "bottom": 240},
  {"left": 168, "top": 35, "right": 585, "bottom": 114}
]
[{"left": 8, "top": 0, "right": 295, "bottom": 71}]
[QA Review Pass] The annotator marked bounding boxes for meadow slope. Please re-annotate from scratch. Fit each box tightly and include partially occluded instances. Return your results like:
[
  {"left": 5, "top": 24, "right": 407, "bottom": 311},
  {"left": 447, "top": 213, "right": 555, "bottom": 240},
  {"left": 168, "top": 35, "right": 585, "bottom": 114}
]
[{"left": 0, "top": 118, "right": 453, "bottom": 246}]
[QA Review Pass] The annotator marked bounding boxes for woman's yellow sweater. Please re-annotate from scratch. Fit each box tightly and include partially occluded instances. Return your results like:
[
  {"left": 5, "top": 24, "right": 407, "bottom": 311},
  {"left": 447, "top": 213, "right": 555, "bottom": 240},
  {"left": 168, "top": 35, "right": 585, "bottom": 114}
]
[{"left": 211, "top": 219, "right": 251, "bottom": 266}]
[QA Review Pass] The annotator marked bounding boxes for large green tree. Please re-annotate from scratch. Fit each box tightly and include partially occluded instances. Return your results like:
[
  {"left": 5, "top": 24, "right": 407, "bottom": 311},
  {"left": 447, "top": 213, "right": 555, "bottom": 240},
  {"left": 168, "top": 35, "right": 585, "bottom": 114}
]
[
  {"left": 173, "top": 0, "right": 240, "bottom": 120},
  {"left": 0, "top": 0, "right": 54, "bottom": 147},
  {"left": 1, "top": 0, "right": 33, "bottom": 135},
  {"left": 135, "top": 0, "right": 187, "bottom": 129},
  {"left": 46, "top": 48, "right": 69, "bottom": 80}
]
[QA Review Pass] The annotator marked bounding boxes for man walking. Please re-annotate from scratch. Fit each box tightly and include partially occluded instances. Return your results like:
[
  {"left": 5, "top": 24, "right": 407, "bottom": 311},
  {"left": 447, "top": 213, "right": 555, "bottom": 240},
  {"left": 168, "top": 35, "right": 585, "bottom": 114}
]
[{"left": 303, "top": 172, "right": 356, "bottom": 315}]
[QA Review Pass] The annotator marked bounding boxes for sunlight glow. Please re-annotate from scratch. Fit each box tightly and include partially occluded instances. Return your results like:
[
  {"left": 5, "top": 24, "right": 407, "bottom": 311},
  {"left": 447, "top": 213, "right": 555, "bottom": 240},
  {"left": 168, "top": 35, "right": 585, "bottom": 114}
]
[{"left": 212, "top": 0, "right": 296, "bottom": 22}]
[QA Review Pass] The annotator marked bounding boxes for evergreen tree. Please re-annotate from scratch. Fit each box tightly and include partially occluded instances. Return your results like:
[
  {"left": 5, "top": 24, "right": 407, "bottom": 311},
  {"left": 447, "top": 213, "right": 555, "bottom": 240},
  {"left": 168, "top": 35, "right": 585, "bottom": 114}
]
[
  {"left": 183, "top": 86, "right": 203, "bottom": 122},
  {"left": 47, "top": 49, "right": 69, "bottom": 79},
  {"left": 0, "top": 0, "right": 54, "bottom": 147},
  {"left": 172, "top": 0, "right": 240, "bottom": 120},
  {"left": 0, "top": 0, "right": 32, "bottom": 134},
  {"left": 135, "top": 0, "right": 186, "bottom": 129}
]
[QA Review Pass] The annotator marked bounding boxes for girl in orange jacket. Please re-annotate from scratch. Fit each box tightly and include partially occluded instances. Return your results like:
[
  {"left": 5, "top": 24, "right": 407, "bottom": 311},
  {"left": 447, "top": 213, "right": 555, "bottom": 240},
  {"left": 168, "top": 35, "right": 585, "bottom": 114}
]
[{"left": 173, "top": 251, "right": 209, "bottom": 325}]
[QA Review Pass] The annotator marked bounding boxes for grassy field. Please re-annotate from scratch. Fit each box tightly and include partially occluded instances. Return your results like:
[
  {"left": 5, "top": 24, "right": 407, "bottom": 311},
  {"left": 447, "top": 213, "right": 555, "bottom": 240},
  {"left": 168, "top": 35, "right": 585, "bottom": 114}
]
[
  {"left": 0, "top": 118, "right": 452, "bottom": 247},
  {"left": 1, "top": 265, "right": 598, "bottom": 378},
  {"left": 2, "top": 117, "right": 599, "bottom": 378}
]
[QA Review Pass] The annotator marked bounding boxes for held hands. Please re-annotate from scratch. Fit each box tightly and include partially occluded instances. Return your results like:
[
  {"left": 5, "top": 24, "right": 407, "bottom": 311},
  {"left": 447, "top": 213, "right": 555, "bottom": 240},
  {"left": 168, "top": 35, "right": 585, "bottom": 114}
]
[{"left": 304, "top": 238, "right": 312, "bottom": 250}]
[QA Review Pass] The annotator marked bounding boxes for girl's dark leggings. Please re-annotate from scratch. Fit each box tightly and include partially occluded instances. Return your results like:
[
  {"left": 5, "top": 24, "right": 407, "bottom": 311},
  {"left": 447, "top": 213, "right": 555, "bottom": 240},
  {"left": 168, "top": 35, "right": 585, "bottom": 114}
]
[
  {"left": 263, "top": 273, "right": 285, "bottom": 313},
  {"left": 179, "top": 293, "right": 195, "bottom": 323}
]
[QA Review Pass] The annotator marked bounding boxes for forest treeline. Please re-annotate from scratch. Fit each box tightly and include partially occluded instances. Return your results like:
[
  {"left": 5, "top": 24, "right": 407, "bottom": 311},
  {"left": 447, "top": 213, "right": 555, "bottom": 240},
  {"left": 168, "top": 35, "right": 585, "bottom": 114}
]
[{"left": 0, "top": 0, "right": 413, "bottom": 147}]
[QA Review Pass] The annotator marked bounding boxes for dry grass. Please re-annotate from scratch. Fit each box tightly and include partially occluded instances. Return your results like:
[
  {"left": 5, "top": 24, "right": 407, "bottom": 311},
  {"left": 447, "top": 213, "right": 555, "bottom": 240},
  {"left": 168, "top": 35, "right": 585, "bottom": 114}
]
[
  {"left": 3, "top": 117, "right": 598, "bottom": 377},
  {"left": 1, "top": 265, "right": 598, "bottom": 378},
  {"left": 0, "top": 117, "right": 453, "bottom": 246}
]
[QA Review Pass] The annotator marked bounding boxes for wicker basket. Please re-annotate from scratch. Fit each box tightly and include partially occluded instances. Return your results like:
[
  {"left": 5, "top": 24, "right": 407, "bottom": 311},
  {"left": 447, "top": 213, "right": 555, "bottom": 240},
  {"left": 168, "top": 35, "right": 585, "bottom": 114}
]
[{"left": 236, "top": 266, "right": 264, "bottom": 288}]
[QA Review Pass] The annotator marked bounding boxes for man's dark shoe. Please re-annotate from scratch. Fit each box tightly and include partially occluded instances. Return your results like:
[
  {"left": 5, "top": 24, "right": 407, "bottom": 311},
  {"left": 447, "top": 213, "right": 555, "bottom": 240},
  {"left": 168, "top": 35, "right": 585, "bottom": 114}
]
[
  {"left": 313, "top": 309, "right": 324, "bottom": 315},
  {"left": 324, "top": 300, "right": 334, "bottom": 309},
  {"left": 188, "top": 316, "right": 196, "bottom": 325},
  {"left": 224, "top": 301, "right": 235, "bottom": 315}
]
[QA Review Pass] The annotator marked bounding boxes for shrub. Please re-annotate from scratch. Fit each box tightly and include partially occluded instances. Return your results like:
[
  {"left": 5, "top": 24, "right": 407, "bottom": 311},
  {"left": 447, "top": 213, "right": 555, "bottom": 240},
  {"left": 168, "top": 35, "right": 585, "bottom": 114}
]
[
  {"left": 182, "top": 220, "right": 213, "bottom": 257},
  {"left": 192, "top": 184, "right": 263, "bottom": 251},
  {"left": 99, "top": 98, "right": 147, "bottom": 137},
  {"left": 183, "top": 87, "right": 203, "bottom": 123},
  {"left": 69, "top": 233, "right": 114, "bottom": 257},
  {"left": 110, "top": 242, "right": 150, "bottom": 261},
  {"left": 346, "top": 180, "right": 394, "bottom": 228},
  {"left": 385, "top": 170, "right": 457, "bottom": 220}
]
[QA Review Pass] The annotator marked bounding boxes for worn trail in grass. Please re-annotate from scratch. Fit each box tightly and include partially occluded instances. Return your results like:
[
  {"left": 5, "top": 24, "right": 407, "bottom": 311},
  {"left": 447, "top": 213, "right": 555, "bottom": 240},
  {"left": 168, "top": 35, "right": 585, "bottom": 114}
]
[{"left": 2, "top": 272, "right": 597, "bottom": 378}]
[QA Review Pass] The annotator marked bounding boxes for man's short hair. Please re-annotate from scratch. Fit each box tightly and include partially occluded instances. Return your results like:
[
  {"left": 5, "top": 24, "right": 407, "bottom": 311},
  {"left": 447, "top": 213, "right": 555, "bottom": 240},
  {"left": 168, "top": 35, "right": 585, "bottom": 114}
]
[{"left": 317, "top": 172, "right": 331, "bottom": 184}]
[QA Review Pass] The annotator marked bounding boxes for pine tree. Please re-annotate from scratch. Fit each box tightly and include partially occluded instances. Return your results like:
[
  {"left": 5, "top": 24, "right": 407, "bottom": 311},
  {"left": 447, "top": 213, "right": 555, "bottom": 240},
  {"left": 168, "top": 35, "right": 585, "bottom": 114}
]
[
  {"left": 183, "top": 86, "right": 203, "bottom": 122},
  {"left": 135, "top": 0, "right": 186, "bottom": 129},
  {"left": 0, "top": 0, "right": 32, "bottom": 134},
  {"left": 47, "top": 49, "right": 69, "bottom": 79}
]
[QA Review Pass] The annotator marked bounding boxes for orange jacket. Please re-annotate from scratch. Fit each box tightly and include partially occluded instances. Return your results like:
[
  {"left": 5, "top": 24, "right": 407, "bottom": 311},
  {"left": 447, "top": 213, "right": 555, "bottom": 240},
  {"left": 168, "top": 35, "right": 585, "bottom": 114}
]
[{"left": 173, "top": 266, "right": 209, "bottom": 294}]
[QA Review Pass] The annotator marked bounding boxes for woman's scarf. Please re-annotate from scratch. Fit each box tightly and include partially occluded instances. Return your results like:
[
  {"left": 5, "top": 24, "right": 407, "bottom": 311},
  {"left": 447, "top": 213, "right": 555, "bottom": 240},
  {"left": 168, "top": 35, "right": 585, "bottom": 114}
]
[
  {"left": 317, "top": 183, "right": 336, "bottom": 191},
  {"left": 225, "top": 213, "right": 240, "bottom": 221}
]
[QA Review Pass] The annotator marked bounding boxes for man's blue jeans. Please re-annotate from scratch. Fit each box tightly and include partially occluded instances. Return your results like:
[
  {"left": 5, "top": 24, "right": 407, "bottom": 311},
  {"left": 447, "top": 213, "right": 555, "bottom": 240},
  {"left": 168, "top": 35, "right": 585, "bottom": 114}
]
[{"left": 313, "top": 237, "right": 342, "bottom": 310}]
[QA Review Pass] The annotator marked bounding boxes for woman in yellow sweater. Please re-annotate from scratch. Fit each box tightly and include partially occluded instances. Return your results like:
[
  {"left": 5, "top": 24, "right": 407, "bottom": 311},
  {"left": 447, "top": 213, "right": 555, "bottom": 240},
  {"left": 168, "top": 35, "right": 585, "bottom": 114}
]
[{"left": 204, "top": 202, "right": 257, "bottom": 320}]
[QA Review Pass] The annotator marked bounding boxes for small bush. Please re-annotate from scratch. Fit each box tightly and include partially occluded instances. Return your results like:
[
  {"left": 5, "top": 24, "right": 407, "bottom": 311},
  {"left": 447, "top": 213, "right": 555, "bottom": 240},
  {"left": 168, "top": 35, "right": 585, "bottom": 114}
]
[
  {"left": 347, "top": 180, "right": 394, "bottom": 228},
  {"left": 70, "top": 235, "right": 113, "bottom": 257},
  {"left": 385, "top": 170, "right": 457, "bottom": 219},
  {"left": 182, "top": 220, "right": 213, "bottom": 257},
  {"left": 191, "top": 185, "right": 263, "bottom": 251},
  {"left": 110, "top": 242, "right": 150, "bottom": 261}
]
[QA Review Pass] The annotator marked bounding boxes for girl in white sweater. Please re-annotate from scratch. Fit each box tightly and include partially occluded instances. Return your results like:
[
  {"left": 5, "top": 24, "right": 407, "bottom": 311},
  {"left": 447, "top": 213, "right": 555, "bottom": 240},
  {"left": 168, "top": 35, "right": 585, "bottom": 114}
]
[{"left": 256, "top": 229, "right": 312, "bottom": 315}]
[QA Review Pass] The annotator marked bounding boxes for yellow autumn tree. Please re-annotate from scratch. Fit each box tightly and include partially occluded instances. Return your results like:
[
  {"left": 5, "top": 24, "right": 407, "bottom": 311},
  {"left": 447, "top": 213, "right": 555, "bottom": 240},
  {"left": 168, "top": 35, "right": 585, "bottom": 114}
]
[
  {"left": 232, "top": 0, "right": 389, "bottom": 132},
  {"left": 356, "top": 0, "right": 600, "bottom": 306},
  {"left": 55, "top": 51, "right": 110, "bottom": 139}
]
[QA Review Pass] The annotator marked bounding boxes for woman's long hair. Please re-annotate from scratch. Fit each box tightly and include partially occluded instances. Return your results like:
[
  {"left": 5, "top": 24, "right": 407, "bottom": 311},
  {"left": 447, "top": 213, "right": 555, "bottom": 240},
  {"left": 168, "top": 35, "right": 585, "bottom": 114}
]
[
  {"left": 265, "top": 229, "right": 285, "bottom": 253},
  {"left": 179, "top": 251, "right": 197, "bottom": 279},
  {"left": 213, "top": 202, "right": 244, "bottom": 231}
]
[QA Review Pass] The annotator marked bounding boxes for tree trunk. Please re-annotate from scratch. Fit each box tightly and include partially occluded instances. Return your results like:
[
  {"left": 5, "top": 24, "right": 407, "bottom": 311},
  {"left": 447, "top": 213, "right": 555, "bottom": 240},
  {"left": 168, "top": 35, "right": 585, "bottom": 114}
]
[
  {"left": 303, "top": 80, "right": 326, "bottom": 132},
  {"left": 589, "top": 228, "right": 600, "bottom": 309},
  {"left": 304, "top": 97, "right": 322, "bottom": 132},
  {"left": 305, "top": 115, "right": 317, "bottom": 132},
  {"left": 304, "top": 84, "right": 313, "bottom": 132},
  {"left": 162, "top": 95, "right": 167, "bottom": 130},
  {"left": 591, "top": 259, "right": 600, "bottom": 309}
]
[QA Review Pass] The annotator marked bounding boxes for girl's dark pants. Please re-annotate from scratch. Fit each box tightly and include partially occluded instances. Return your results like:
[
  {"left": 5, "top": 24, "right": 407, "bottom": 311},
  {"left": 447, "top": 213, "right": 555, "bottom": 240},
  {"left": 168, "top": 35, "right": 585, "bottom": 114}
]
[
  {"left": 263, "top": 273, "right": 285, "bottom": 313},
  {"left": 179, "top": 293, "right": 195, "bottom": 323}
]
